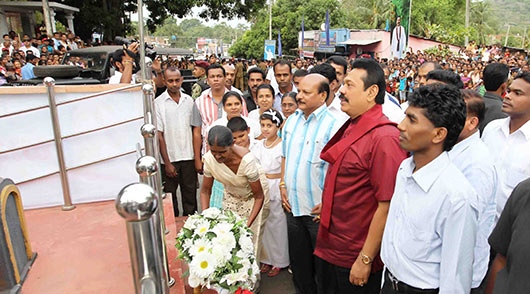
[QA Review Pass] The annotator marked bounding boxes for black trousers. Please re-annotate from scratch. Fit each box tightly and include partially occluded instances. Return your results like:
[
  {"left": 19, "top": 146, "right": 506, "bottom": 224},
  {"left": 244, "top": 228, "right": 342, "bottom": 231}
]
[
  {"left": 161, "top": 160, "right": 197, "bottom": 217},
  {"left": 286, "top": 212, "right": 321, "bottom": 294},
  {"left": 316, "top": 257, "right": 382, "bottom": 294}
]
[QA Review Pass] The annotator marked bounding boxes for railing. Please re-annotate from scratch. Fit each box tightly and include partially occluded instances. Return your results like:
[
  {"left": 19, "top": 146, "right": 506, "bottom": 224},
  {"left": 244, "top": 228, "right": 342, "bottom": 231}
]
[{"left": 42, "top": 78, "right": 143, "bottom": 210}]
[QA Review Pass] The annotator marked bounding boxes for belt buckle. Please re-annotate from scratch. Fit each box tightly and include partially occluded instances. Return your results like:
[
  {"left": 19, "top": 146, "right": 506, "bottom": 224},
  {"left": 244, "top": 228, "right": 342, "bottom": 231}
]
[{"left": 388, "top": 271, "right": 399, "bottom": 291}]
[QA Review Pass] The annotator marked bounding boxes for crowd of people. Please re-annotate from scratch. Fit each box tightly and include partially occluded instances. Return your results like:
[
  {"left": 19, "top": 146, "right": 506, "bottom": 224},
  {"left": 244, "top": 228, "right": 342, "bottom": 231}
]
[
  {"left": 382, "top": 44, "right": 529, "bottom": 102},
  {"left": 154, "top": 42, "right": 530, "bottom": 294},
  {"left": 0, "top": 30, "right": 87, "bottom": 83}
]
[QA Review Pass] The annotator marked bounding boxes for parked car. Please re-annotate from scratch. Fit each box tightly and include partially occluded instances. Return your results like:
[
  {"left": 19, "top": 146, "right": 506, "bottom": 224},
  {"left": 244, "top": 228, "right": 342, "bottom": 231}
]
[{"left": 8, "top": 45, "right": 197, "bottom": 95}]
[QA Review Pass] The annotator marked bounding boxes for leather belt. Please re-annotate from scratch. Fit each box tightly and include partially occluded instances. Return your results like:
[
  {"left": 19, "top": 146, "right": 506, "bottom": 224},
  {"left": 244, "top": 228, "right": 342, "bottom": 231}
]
[{"left": 385, "top": 270, "right": 439, "bottom": 294}]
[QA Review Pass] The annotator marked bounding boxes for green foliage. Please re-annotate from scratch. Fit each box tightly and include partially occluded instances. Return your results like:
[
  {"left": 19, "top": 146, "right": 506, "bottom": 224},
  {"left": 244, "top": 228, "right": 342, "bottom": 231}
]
[
  {"left": 230, "top": 0, "right": 345, "bottom": 58},
  {"left": 57, "top": 0, "right": 264, "bottom": 43},
  {"left": 151, "top": 18, "right": 247, "bottom": 50}
]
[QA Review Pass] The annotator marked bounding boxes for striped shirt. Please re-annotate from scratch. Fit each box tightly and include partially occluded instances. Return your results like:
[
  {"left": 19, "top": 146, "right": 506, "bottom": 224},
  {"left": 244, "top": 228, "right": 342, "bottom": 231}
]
[
  {"left": 191, "top": 88, "right": 249, "bottom": 154},
  {"left": 282, "top": 104, "right": 341, "bottom": 216}
]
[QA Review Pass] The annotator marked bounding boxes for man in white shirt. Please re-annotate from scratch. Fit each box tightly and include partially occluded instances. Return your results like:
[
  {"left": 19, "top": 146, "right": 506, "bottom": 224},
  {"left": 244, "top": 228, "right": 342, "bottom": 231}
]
[
  {"left": 20, "top": 37, "right": 40, "bottom": 58},
  {"left": 381, "top": 85, "right": 479, "bottom": 294},
  {"left": 108, "top": 43, "right": 139, "bottom": 84},
  {"left": 482, "top": 71, "right": 530, "bottom": 219},
  {"left": 222, "top": 64, "right": 243, "bottom": 95},
  {"left": 272, "top": 60, "right": 296, "bottom": 112},
  {"left": 448, "top": 90, "right": 497, "bottom": 293},
  {"left": 0, "top": 34, "right": 14, "bottom": 55},
  {"left": 155, "top": 67, "right": 197, "bottom": 217}
]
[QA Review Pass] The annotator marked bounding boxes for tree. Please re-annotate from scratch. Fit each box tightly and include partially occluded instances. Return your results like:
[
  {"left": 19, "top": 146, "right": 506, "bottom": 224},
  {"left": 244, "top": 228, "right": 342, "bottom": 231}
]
[
  {"left": 151, "top": 18, "right": 247, "bottom": 50},
  {"left": 230, "top": 0, "right": 345, "bottom": 58},
  {"left": 56, "top": 0, "right": 266, "bottom": 43}
]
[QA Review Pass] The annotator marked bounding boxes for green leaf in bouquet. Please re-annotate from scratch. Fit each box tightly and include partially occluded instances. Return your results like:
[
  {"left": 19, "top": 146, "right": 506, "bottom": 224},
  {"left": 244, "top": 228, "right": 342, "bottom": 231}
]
[
  {"left": 183, "top": 227, "right": 193, "bottom": 238},
  {"left": 182, "top": 269, "right": 189, "bottom": 278},
  {"left": 206, "top": 231, "right": 217, "bottom": 240}
]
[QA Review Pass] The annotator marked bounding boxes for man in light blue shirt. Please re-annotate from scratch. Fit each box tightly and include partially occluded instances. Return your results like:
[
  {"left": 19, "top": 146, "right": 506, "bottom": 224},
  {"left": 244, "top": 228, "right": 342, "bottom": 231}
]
[
  {"left": 448, "top": 90, "right": 497, "bottom": 292},
  {"left": 280, "top": 74, "right": 340, "bottom": 294},
  {"left": 21, "top": 54, "right": 39, "bottom": 80}
]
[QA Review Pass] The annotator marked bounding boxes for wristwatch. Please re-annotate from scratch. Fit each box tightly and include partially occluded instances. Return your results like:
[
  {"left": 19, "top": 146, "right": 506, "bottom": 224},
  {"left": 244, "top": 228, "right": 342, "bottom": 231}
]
[{"left": 359, "top": 251, "right": 373, "bottom": 265}]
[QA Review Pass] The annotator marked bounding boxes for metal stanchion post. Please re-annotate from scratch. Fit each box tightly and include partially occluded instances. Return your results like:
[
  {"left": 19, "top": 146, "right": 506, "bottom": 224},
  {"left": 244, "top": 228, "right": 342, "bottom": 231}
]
[
  {"left": 44, "top": 77, "right": 75, "bottom": 211},
  {"left": 116, "top": 183, "right": 168, "bottom": 294}
]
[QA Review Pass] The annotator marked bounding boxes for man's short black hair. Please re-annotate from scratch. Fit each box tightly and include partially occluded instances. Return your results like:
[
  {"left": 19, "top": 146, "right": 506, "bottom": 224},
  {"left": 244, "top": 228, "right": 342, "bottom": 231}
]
[
  {"left": 420, "top": 61, "right": 442, "bottom": 71},
  {"left": 273, "top": 59, "right": 292, "bottom": 72},
  {"left": 461, "top": 89, "right": 485, "bottom": 123},
  {"left": 351, "top": 58, "right": 386, "bottom": 104},
  {"left": 326, "top": 56, "right": 348, "bottom": 74},
  {"left": 408, "top": 85, "right": 467, "bottom": 151},
  {"left": 309, "top": 63, "right": 337, "bottom": 83},
  {"left": 514, "top": 70, "right": 530, "bottom": 84},
  {"left": 426, "top": 70, "right": 464, "bottom": 89},
  {"left": 483, "top": 63, "right": 509, "bottom": 91},
  {"left": 2, "top": 34, "right": 8, "bottom": 39},
  {"left": 317, "top": 79, "right": 330, "bottom": 99},
  {"left": 206, "top": 63, "right": 225, "bottom": 77},
  {"left": 26, "top": 54, "right": 38, "bottom": 62},
  {"left": 227, "top": 116, "right": 248, "bottom": 133},
  {"left": 247, "top": 67, "right": 265, "bottom": 79},
  {"left": 293, "top": 69, "right": 308, "bottom": 78}
]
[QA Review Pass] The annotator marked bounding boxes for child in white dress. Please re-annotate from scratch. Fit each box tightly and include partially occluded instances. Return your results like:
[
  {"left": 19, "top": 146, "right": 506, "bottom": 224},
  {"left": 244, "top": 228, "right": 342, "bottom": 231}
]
[{"left": 251, "top": 109, "right": 290, "bottom": 277}]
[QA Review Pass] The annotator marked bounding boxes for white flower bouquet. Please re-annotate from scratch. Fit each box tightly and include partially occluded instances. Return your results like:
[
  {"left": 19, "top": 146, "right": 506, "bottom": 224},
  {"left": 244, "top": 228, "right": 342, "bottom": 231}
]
[{"left": 176, "top": 207, "right": 259, "bottom": 293}]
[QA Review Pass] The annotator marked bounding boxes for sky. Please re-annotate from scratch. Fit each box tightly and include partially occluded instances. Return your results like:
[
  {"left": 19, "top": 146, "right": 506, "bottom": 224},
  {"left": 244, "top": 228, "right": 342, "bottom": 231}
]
[{"left": 131, "top": 6, "right": 249, "bottom": 28}]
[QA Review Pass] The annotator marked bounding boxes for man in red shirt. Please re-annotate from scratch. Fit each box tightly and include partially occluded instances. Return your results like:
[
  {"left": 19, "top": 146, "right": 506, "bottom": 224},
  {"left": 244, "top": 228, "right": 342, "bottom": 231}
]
[{"left": 315, "top": 58, "right": 407, "bottom": 293}]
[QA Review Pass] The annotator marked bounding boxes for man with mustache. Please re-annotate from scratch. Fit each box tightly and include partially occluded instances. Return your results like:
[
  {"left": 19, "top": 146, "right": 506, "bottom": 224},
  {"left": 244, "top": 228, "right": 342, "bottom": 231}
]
[
  {"left": 243, "top": 67, "right": 266, "bottom": 112},
  {"left": 280, "top": 74, "right": 340, "bottom": 294},
  {"left": 315, "top": 58, "right": 407, "bottom": 293}
]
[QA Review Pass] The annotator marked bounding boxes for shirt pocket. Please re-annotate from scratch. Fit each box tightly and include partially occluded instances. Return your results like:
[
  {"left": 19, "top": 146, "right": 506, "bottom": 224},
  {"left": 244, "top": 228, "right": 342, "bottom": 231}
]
[{"left": 399, "top": 217, "right": 441, "bottom": 263}]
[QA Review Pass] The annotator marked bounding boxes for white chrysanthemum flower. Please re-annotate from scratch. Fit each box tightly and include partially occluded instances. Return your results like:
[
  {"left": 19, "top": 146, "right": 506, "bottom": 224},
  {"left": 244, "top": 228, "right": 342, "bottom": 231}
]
[
  {"left": 222, "top": 271, "right": 247, "bottom": 286},
  {"left": 188, "top": 272, "right": 202, "bottom": 288},
  {"left": 193, "top": 220, "right": 210, "bottom": 237},
  {"left": 183, "top": 217, "right": 198, "bottom": 230},
  {"left": 189, "top": 238, "right": 212, "bottom": 257},
  {"left": 211, "top": 222, "right": 234, "bottom": 237},
  {"left": 182, "top": 238, "right": 193, "bottom": 250},
  {"left": 211, "top": 246, "right": 231, "bottom": 264},
  {"left": 239, "top": 235, "right": 254, "bottom": 254},
  {"left": 189, "top": 251, "right": 218, "bottom": 278},
  {"left": 213, "top": 231, "right": 236, "bottom": 251},
  {"left": 202, "top": 207, "right": 221, "bottom": 219}
]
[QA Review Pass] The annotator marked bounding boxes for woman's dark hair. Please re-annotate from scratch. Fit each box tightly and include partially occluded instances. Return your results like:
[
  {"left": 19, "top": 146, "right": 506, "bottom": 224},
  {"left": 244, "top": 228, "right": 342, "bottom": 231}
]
[
  {"left": 408, "top": 85, "right": 466, "bottom": 151},
  {"left": 281, "top": 92, "right": 298, "bottom": 104},
  {"left": 207, "top": 125, "right": 234, "bottom": 147},
  {"left": 260, "top": 109, "right": 284, "bottom": 127},
  {"left": 256, "top": 84, "right": 275, "bottom": 97},
  {"left": 222, "top": 91, "right": 243, "bottom": 106}
]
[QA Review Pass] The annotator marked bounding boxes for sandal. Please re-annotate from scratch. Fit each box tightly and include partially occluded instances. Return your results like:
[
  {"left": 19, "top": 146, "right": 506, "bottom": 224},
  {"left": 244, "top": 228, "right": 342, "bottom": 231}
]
[
  {"left": 260, "top": 263, "right": 272, "bottom": 273},
  {"left": 267, "top": 267, "right": 282, "bottom": 277}
]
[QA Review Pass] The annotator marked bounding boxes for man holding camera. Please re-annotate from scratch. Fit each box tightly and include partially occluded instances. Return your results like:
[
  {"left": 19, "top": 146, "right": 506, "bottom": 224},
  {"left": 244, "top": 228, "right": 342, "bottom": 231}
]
[{"left": 109, "top": 42, "right": 139, "bottom": 84}]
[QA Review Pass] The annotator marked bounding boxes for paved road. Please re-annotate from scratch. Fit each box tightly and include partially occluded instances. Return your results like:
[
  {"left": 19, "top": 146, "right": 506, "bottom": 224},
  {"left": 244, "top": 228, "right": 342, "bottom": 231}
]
[{"left": 260, "top": 269, "right": 296, "bottom": 294}]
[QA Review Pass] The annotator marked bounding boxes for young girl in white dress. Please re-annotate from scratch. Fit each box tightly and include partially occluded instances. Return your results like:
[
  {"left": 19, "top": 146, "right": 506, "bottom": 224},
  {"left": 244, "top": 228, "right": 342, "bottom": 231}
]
[{"left": 250, "top": 109, "right": 289, "bottom": 277}]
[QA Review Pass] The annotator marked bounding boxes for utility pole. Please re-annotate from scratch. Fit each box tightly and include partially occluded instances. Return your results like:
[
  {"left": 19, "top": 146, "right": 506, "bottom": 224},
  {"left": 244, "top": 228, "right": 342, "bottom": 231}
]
[
  {"left": 268, "top": 0, "right": 272, "bottom": 40},
  {"left": 42, "top": 0, "right": 52, "bottom": 36},
  {"left": 465, "top": 0, "right": 470, "bottom": 46},
  {"left": 504, "top": 24, "right": 511, "bottom": 47},
  {"left": 522, "top": 27, "right": 527, "bottom": 49}
]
